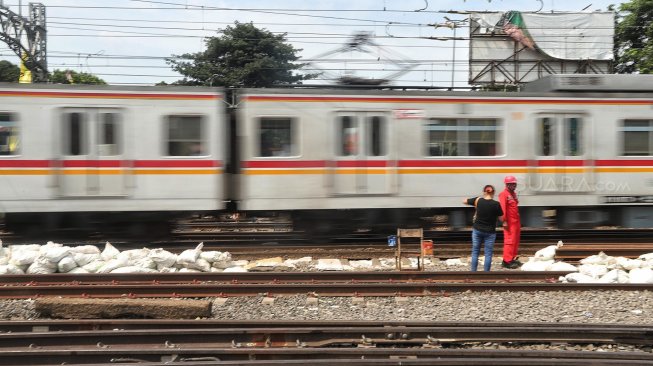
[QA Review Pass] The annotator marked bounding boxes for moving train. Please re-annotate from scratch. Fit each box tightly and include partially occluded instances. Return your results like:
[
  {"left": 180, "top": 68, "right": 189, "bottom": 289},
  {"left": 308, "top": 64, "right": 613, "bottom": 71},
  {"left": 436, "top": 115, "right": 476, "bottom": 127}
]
[{"left": 0, "top": 74, "right": 651, "bottom": 236}]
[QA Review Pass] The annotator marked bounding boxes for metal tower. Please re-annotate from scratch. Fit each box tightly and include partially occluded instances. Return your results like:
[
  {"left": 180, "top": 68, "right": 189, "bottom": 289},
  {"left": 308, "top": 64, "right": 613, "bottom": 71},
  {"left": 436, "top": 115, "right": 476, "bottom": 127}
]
[{"left": 0, "top": 2, "right": 47, "bottom": 82}]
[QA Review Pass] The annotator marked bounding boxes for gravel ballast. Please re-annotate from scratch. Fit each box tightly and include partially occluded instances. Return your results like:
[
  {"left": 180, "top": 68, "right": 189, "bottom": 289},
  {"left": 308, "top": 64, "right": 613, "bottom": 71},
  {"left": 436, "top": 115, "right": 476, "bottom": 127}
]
[{"left": 1, "top": 290, "right": 651, "bottom": 324}]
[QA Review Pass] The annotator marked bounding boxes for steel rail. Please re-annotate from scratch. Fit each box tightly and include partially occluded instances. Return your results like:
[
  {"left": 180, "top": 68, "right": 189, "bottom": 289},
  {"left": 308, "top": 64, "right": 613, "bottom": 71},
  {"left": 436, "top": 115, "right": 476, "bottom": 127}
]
[
  {"left": 4, "top": 319, "right": 651, "bottom": 333},
  {"left": 1, "top": 281, "right": 652, "bottom": 298},
  {"left": 0, "top": 271, "right": 568, "bottom": 285},
  {"left": 1, "top": 325, "right": 651, "bottom": 349},
  {"left": 2, "top": 347, "right": 652, "bottom": 365}
]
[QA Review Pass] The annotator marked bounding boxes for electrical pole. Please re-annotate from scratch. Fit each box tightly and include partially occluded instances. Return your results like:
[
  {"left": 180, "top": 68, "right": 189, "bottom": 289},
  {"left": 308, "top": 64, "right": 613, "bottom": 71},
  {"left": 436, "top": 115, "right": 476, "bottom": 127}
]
[{"left": 0, "top": 2, "right": 48, "bottom": 82}]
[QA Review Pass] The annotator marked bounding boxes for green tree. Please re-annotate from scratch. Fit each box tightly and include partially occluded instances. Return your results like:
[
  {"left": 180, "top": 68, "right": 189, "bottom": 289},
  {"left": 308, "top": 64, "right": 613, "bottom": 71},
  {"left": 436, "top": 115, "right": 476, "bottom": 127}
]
[
  {"left": 167, "top": 22, "right": 314, "bottom": 87},
  {"left": 614, "top": 0, "right": 653, "bottom": 73},
  {"left": 50, "top": 69, "right": 106, "bottom": 85},
  {"left": 0, "top": 60, "right": 20, "bottom": 82}
]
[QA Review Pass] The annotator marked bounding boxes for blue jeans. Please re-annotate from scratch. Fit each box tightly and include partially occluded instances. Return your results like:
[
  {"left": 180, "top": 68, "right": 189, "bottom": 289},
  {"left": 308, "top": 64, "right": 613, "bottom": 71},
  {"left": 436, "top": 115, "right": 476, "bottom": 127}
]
[{"left": 471, "top": 228, "right": 496, "bottom": 272}]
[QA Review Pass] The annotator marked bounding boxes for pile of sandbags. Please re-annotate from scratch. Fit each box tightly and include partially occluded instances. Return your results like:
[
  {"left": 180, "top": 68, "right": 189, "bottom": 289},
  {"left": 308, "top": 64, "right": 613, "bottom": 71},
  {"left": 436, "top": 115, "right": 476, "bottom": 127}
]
[
  {"left": 519, "top": 240, "right": 653, "bottom": 284},
  {"left": 0, "top": 240, "right": 240, "bottom": 274}
]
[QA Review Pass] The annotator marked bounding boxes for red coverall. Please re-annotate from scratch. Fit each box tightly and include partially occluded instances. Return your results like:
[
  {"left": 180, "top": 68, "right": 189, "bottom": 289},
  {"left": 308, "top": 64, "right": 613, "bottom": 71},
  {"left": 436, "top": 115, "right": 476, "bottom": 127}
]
[{"left": 499, "top": 188, "right": 521, "bottom": 263}]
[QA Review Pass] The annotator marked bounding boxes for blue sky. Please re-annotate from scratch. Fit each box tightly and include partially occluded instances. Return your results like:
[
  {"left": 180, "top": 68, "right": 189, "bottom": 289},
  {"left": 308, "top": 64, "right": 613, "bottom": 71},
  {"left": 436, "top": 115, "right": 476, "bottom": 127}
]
[{"left": 0, "top": 0, "right": 624, "bottom": 86}]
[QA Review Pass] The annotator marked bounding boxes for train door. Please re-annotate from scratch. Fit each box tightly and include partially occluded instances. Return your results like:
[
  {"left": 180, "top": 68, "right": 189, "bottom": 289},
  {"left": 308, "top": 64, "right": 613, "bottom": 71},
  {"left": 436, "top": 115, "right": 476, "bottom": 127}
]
[
  {"left": 332, "top": 112, "right": 395, "bottom": 195},
  {"left": 530, "top": 113, "right": 593, "bottom": 192},
  {"left": 57, "top": 108, "right": 127, "bottom": 197}
]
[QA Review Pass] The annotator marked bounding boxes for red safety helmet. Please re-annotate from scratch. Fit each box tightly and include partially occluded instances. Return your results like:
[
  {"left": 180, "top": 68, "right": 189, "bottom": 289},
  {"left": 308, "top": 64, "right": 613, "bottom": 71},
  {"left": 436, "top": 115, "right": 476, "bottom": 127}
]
[{"left": 504, "top": 175, "right": 517, "bottom": 184}]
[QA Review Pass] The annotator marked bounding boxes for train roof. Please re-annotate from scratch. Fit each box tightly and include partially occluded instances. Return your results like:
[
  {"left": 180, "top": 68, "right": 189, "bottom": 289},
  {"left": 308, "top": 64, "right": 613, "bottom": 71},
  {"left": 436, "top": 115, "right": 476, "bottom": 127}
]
[
  {"left": 0, "top": 82, "right": 222, "bottom": 94},
  {"left": 521, "top": 74, "right": 653, "bottom": 92}
]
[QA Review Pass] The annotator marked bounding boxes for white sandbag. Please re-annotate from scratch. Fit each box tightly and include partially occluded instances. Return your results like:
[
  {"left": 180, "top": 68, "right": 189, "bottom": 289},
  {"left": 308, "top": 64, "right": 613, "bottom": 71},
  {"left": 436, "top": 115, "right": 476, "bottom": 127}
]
[
  {"left": 57, "top": 255, "right": 78, "bottom": 273},
  {"left": 41, "top": 246, "right": 71, "bottom": 263},
  {"left": 27, "top": 257, "right": 57, "bottom": 274},
  {"left": 315, "top": 258, "right": 344, "bottom": 271},
  {"left": 0, "top": 264, "right": 24, "bottom": 274},
  {"left": 211, "top": 251, "right": 234, "bottom": 269},
  {"left": 72, "top": 252, "right": 101, "bottom": 267},
  {"left": 230, "top": 259, "right": 249, "bottom": 267},
  {"left": 96, "top": 256, "right": 129, "bottom": 273},
  {"left": 10, "top": 248, "right": 40, "bottom": 266},
  {"left": 110, "top": 266, "right": 157, "bottom": 274},
  {"left": 69, "top": 245, "right": 101, "bottom": 254},
  {"left": 348, "top": 260, "right": 375, "bottom": 270},
  {"left": 628, "top": 268, "right": 653, "bottom": 284},
  {"left": 223, "top": 266, "right": 248, "bottom": 273},
  {"left": 533, "top": 241, "right": 563, "bottom": 261},
  {"left": 149, "top": 248, "right": 177, "bottom": 267},
  {"left": 158, "top": 267, "right": 178, "bottom": 273},
  {"left": 178, "top": 268, "right": 202, "bottom": 273},
  {"left": 82, "top": 260, "right": 106, "bottom": 273},
  {"left": 564, "top": 272, "right": 598, "bottom": 283},
  {"left": 200, "top": 251, "right": 225, "bottom": 263},
  {"left": 547, "top": 261, "right": 578, "bottom": 272},
  {"left": 637, "top": 252, "right": 653, "bottom": 261},
  {"left": 578, "top": 264, "right": 609, "bottom": 279},
  {"left": 615, "top": 257, "right": 644, "bottom": 271},
  {"left": 67, "top": 267, "right": 90, "bottom": 274},
  {"left": 177, "top": 242, "right": 204, "bottom": 265},
  {"left": 0, "top": 240, "right": 10, "bottom": 261},
  {"left": 101, "top": 242, "right": 120, "bottom": 260},
  {"left": 597, "top": 269, "right": 630, "bottom": 284},
  {"left": 133, "top": 257, "right": 156, "bottom": 269},
  {"left": 445, "top": 258, "right": 465, "bottom": 266},
  {"left": 10, "top": 244, "right": 40, "bottom": 252},
  {"left": 580, "top": 252, "right": 615, "bottom": 266},
  {"left": 118, "top": 248, "right": 150, "bottom": 262},
  {"left": 183, "top": 258, "right": 211, "bottom": 272},
  {"left": 521, "top": 259, "right": 553, "bottom": 271}
]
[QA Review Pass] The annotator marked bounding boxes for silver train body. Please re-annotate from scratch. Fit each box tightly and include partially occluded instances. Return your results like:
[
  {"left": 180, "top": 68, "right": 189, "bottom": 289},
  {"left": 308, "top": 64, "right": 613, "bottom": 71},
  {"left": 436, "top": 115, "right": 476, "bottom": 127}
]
[{"left": 0, "top": 75, "right": 651, "bottom": 232}]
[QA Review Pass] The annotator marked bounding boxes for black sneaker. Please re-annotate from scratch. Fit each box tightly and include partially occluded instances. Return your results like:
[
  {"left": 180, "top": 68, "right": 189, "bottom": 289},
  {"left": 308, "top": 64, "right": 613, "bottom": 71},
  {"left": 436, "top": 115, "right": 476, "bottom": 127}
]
[
  {"left": 501, "top": 260, "right": 516, "bottom": 269},
  {"left": 511, "top": 259, "right": 523, "bottom": 266}
]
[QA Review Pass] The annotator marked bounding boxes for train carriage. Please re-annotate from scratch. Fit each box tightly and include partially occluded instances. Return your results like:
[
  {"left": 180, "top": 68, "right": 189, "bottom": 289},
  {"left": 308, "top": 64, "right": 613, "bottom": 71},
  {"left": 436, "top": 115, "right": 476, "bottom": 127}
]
[
  {"left": 0, "top": 83, "right": 226, "bottom": 232},
  {"left": 236, "top": 75, "right": 653, "bottom": 232}
]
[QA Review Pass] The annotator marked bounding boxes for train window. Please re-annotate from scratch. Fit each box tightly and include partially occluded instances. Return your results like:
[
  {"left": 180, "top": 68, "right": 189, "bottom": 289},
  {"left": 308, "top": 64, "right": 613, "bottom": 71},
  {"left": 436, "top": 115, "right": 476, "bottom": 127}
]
[
  {"left": 538, "top": 117, "right": 555, "bottom": 156},
  {"left": 258, "top": 118, "right": 295, "bottom": 157},
  {"left": 426, "top": 118, "right": 501, "bottom": 156},
  {"left": 99, "top": 113, "right": 121, "bottom": 156},
  {"left": 63, "top": 112, "right": 87, "bottom": 156},
  {"left": 564, "top": 117, "right": 582, "bottom": 156},
  {"left": 468, "top": 119, "right": 499, "bottom": 156},
  {"left": 426, "top": 119, "right": 458, "bottom": 156},
  {"left": 621, "top": 120, "right": 653, "bottom": 156},
  {"left": 0, "top": 113, "right": 18, "bottom": 155},
  {"left": 165, "top": 115, "right": 205, "bottom": 156},
  {"left": 367, "top": 116, "right": 385, "bottom": 156},
  {"left": 338, "top": 116, "right": 358, "bottom": 156}
]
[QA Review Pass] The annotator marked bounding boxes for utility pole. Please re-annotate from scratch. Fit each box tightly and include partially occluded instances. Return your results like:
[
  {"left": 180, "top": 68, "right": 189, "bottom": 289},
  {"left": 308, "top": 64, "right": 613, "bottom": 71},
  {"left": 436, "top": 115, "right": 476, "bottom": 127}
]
[{"left": 0, "top": 2, "right": 48, "bottom": 82}]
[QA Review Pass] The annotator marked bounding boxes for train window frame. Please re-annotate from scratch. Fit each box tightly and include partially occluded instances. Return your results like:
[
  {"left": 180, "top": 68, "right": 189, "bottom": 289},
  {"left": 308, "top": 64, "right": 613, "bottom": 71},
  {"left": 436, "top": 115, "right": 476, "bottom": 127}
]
[
  {"left": 62, "top": 111, "right": 88, "bottom": 156},
  {"left": 424, "top": 118, "right": 503, "bottom": 157},
  {"left": 0, "top": 112, "right": 19, "bottom": 156},
  {"left": 257, "top": 117, "right": 297, "bottom": 158},
  {"left": 535, "top": 114, "right": 585, "bottom": 158},
  {"left": 620, "top": 119, "right": 653, "bottom": 156},
  {"left": 98, "top": 111, "right": 123, "bottom": 156},
  {"left": 164, "top": 115, "right": 207, "bottom": 157}
]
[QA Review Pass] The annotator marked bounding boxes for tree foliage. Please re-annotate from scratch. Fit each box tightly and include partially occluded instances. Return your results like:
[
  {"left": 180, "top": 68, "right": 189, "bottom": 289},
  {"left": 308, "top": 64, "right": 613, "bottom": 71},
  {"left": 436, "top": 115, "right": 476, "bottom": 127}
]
[
  {"left": 0, "top": 60, "right": 20, "bottom": 82},
  {"left": 167, "top": 22, "right": 313, "bottom": 87},
  {"left": 50, "top": 69, "right": 106, "bottom": 85},
  {"left": 614, "top": 0, "right": 653, "bottom": 73}
]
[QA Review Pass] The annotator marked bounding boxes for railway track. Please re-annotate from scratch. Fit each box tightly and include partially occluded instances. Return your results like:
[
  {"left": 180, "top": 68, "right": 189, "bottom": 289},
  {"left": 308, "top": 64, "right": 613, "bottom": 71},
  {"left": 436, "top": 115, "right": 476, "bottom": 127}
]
[
  {"left": 0, "top": 271, "right": 652, "bottom": 298},
  {"left": 1, "top": 321, "right": 651, "bottom": 365}
]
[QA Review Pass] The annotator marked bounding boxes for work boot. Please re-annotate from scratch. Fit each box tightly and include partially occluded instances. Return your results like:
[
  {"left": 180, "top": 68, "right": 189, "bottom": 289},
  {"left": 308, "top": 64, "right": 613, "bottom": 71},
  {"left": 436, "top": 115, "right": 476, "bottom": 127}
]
[{"left": 501, "top": 260, "right": 517, "bottom": 269}]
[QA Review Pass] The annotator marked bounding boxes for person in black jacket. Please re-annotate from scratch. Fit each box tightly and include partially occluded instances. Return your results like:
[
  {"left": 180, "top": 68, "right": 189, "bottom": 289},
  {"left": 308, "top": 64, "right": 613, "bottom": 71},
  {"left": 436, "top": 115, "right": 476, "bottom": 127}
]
[{"left": 463, "top": 185, "right": 504, "bottom": 271}]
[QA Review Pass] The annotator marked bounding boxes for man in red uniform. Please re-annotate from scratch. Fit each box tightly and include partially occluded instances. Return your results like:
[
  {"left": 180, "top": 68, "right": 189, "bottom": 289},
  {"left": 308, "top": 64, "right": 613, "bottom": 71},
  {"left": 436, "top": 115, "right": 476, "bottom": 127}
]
[{"left": 499, "top": 175, "right": 521, "bottom": 268}]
